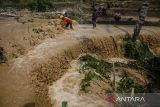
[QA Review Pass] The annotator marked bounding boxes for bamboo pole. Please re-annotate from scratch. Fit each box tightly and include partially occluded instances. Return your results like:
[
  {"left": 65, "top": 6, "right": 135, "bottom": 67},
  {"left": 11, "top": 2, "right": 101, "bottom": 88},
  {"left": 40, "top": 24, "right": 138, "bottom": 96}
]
[{"left": 112, "top": 62, "right": 116, "bottom": 92}]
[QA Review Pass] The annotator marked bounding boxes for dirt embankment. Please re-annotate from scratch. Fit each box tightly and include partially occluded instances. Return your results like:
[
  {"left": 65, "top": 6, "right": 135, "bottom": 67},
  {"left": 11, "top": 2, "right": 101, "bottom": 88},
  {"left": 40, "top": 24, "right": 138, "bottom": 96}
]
[
  {"left": 30, "top": 26, "right": 160, "bottom": 107},
  {"left": 140, "top": 34, "right": 160, "bottom": 56},
  {"left": 0, "top": 15, "right": 65, "bottom": 107},
  {"left": 29, "top": 30, "right": 160, "bottom": 107},
  {"left": 31, "top": 35, "right": 123, "bottom": 107},
  {"left": 0, "top": 22, "right": 160, "bottom": 107},
  {"left": 0, "top": 16, "right": 64, "bottom": 61}
]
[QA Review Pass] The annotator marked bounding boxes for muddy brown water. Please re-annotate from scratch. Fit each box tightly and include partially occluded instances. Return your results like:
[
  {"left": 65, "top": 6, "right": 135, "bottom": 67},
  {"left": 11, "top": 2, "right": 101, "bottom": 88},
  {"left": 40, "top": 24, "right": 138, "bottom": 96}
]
[{"left": 0, "top": 24, "right": 160, "bottom": 107}]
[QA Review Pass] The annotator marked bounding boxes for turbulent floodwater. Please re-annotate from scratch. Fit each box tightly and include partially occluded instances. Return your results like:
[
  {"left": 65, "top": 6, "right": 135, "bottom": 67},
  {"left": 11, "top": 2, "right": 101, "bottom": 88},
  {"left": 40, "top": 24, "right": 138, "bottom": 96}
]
[
  {"left": 0, "top": 24, "right": 160, "bottom": 107},
  {"left": 48, "top": 60, "right": 109, "bottom": 107}
]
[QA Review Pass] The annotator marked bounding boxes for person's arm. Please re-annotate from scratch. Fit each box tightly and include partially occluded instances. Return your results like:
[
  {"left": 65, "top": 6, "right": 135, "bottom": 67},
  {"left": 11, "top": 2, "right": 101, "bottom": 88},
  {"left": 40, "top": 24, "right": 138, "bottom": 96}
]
[
  {"left": 60, "top": 20, "right": 66, "bottom": 28},
  {"left": 60, "top": 20, "right": 63, "bottom": 25}
]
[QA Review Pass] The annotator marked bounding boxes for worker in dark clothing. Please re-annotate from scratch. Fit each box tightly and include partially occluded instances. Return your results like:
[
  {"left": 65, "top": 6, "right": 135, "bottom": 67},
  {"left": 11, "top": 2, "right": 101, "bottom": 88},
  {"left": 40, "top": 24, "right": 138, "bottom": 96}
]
[
  {"left": 92, "top": 9, "right": 97, "bottom": 28},
  {"left": 102, "top": 7, "right": 107, "bottom": 16},
  {"left": 97, "top": 7, "right": 102, "bottom": 15},
  {"left": 91, "top": 5, "right": 95, "bottom": 11},
  {"left": 114, "top": 11, "right": 122, "bottom": 22},
  {"left": 107, "top": 2, "right": 111, "bottom": 9}
]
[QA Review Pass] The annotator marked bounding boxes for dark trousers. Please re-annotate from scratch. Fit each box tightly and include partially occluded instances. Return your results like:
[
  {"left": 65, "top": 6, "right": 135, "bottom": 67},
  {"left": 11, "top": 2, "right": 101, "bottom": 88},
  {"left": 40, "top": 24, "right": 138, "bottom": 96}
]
[
  {"left": 65, "top": 22, "right": 73, "bottom": 29},
  {"left": 114, "top": 17, "right": 121, "bottom": 22},
  {"left": 92, "top": 18, "right": 97, "bottom": 28}
]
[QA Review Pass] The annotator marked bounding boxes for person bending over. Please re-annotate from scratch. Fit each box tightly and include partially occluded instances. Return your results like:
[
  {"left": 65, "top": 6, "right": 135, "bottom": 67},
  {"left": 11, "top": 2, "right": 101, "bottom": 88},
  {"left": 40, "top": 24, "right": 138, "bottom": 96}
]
[{"left": 60, "top": 15, "right": 73, "bottom": 29}]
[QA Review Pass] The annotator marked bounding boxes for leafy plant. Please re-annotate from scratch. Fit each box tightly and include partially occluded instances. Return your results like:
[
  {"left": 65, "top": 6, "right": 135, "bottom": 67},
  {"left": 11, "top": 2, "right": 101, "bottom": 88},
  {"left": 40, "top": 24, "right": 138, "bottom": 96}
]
[
  {"left": 80, "top": 71, "right": 95, "bottom": 92},
  {"left": 123, "top": 37, "right": 154, "bottom": 62},
  {"left": 79, "top": 54, "right": 112, "bottom": 92},
  {"left": 79, "top": 54, "right": 112, "bottom": 71},
  {"left": 117, "top": 73, "right": 148, "bottom": 93},
  {"left": 79, "top": 54, "right": 153, "bottom": 93},
  {"left": 117, "top": 73, "right": 134, "bottom": 93},
  {"left": 123, "top": 37, "right": 160, "bottom": 83}
]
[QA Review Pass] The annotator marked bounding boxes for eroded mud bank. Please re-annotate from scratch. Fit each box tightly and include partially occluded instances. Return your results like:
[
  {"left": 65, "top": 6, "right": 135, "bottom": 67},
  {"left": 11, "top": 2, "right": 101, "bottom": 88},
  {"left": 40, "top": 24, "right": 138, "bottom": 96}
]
[
  {"left": 31, "top": 35, "right": 123, "bottom": 107},
  {"left": 0, "top": 24, "right": 160, "bottom": 107}
]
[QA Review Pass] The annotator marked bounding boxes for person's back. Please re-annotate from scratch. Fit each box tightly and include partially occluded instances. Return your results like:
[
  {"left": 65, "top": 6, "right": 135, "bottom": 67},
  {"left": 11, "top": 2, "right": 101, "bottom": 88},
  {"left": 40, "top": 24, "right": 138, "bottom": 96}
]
[
  {"left": 63, "top": 17, "right": 72, "bottom": 23},
  {"left": 102, "top": 7, "right": 107, "bottom": 16},
  {"left": 92, "top": 11, "right": 97, "bottom": 20}
]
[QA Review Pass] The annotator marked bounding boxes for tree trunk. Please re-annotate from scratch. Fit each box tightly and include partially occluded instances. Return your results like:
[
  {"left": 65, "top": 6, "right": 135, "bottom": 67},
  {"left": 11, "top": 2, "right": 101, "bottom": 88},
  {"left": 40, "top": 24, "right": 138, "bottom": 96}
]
[
  {"left": 132, "top": 0, "right": 149, "bottom": 40},
  {"left": 92, "top": 0, "right": 96, "bottom": 7}
]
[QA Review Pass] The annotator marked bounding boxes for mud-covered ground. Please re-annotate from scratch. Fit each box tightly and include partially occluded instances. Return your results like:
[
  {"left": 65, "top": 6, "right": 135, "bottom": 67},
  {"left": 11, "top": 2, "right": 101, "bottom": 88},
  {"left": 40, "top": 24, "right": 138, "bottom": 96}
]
[
  {"left": 0, "top": 14, "right": 160, "bottom": 107},
  {"left": 0, "top": 15, "right": 65, "bottom": 107},
  {"left": 0, "top": 16, "right": 64, "bottom": 60}
]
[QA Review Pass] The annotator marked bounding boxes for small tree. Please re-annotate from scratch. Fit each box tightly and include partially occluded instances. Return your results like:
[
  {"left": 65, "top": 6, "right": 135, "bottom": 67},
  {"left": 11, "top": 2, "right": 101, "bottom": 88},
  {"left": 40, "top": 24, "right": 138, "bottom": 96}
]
[
  {"left": 28, "top": 0, "right": 52, "bottom": 12},
  {"left": 0, "top": 0, "right": 3, "bottom": 5},
  {"left": 132, "top": 0, "right": 149, "bottom": 40},
  {"left": 92, "top": 0, "right": 96, "bottom": 7}
]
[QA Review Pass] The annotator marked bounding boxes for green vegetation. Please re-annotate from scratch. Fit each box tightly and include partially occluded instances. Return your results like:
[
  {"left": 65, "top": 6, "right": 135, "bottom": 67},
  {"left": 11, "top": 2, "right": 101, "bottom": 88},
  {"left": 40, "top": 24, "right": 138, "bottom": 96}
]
[
  {"left": 67, "top": 10, "right": 83, "bottom": 21},
  {"left": 0, "top": 0, "right": 2, "bottom": 5},
  {"left": 80, "top": 71, "right": 95, "bottom": 92},
  {"left": 28, "top": 0, "right": 52, "bottom": 11},
  {"left": 79, "top": 54, "right": 112, "bottom": 92},
  {"left": 117, "top": 73, "right": 147, "bottom": 93},
  {"left": 79, "top": 54, "right": 112, "bottom": 71},
  {"left": 123, "top": 37, "right": 160, "bottom": 82},
  {"left": 79, "top": 54, "right": 153, "bottom": 93},
  {"left": 123, "top": 37, "right": 154, "bottom": 63},
  {"left": 78, "top": 36, "right": 159, "bottom": 94},
  {"left": 123, "top": 37, "right": 154, "bottom": 69},
  {"left": 79, "top": 54, "right": 112, "bottom": 78},
  {"left": 62, "top": 101, "right": 68, "bottom": 107}
]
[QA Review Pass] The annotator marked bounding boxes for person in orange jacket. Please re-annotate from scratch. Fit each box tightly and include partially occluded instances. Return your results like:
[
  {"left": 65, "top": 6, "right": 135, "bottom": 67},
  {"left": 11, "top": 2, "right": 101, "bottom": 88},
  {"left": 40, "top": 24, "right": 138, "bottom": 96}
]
[{"left": 60, "top": 15, "right": 73, "bottom": 29}]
